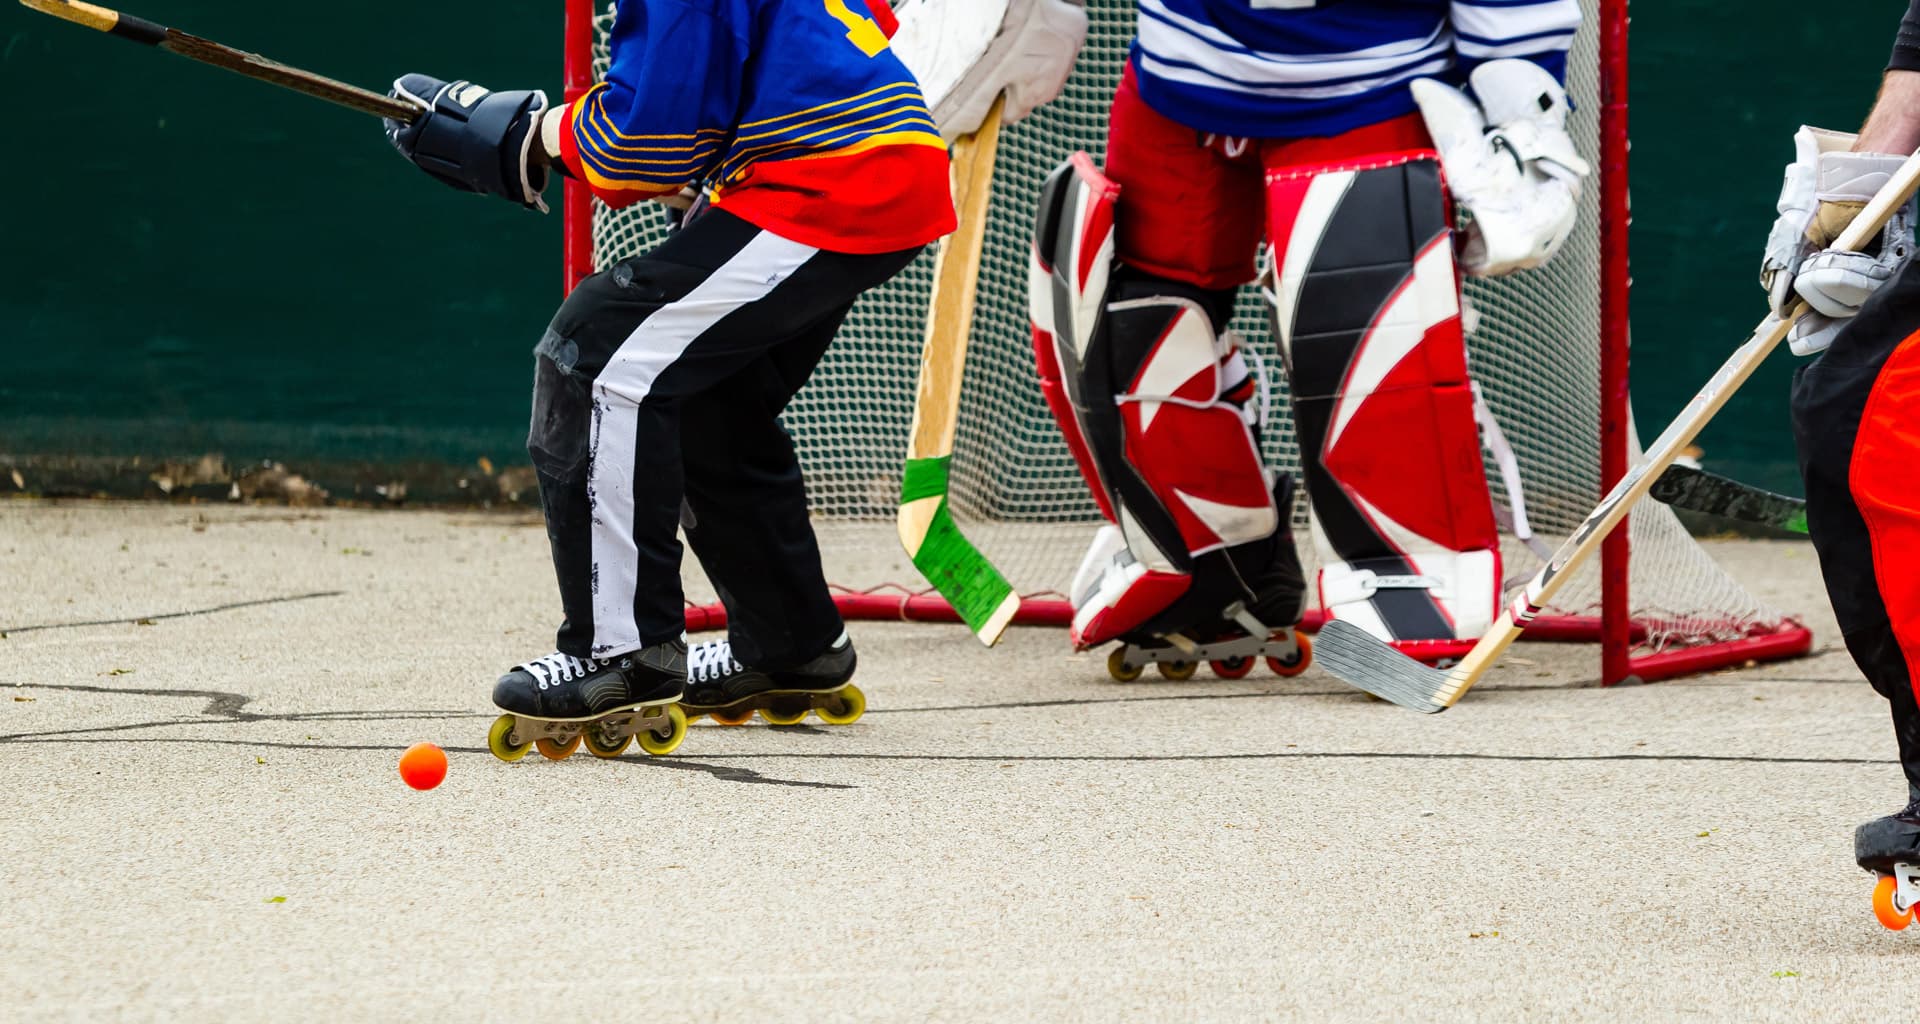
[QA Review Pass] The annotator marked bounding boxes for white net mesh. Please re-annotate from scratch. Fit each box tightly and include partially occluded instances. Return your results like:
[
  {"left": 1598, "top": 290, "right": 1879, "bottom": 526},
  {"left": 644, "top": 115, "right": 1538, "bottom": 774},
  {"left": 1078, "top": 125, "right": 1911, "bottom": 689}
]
[{"left": 585, "top": 2, "right": 1792, "bottom": 653}]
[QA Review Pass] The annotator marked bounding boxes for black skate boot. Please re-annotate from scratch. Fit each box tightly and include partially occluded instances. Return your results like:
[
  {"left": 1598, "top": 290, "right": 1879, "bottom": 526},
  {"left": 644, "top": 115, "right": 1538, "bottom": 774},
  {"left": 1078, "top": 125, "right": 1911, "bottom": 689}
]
[
  {"left": 1858, "top": 799, "right": 1920, "bottom": 930},
  {"left": 1106, "top": 475, "right": 1310, "bottom": 683},
  {"left": 486, "top": 641, "right": 689, "bottom": 762},
  {"left": 681, "top": 632, "right": 864, "bottom": 727}
]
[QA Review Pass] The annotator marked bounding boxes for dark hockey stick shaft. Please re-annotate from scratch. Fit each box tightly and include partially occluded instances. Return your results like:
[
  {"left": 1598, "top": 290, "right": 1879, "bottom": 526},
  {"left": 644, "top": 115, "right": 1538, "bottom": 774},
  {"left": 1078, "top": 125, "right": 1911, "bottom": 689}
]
[{"left": 18, "top": 0, "right": 419, "bottom": 123}]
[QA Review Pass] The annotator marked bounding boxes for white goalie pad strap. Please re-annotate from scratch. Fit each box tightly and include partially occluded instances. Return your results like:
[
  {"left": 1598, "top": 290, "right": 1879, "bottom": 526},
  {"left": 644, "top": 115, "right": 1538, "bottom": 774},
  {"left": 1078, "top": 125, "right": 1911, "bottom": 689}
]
[
  {"left": 1411, "top": 59, "right": 1591, "bottom": 277},
  {"left": 1317, "top": 550, "right": 1499, "bottom": 641},
  {"left": 891, "top": 0, "right": 1089, "bottom": 140}
]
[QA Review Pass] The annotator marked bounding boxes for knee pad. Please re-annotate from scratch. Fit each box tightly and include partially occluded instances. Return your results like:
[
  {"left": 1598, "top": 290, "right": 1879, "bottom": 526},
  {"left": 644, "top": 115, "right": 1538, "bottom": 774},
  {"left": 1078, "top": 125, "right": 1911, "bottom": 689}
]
[
  {"left": 1266, "top": 153, "right": 1501, "bottom": 641},
  {"left": 527, "top": 352, "right": 592, "bottom": 483},
  {"left": 1033, "top": 155, "right": 1281, "bottom": 645}
]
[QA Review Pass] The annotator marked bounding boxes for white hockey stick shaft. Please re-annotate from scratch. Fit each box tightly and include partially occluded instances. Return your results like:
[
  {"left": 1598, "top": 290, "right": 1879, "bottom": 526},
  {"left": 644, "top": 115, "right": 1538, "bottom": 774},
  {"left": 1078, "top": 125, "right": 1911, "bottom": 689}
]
[{"left": 1424, "top": 145, "right": 1920, "bottom": 708}]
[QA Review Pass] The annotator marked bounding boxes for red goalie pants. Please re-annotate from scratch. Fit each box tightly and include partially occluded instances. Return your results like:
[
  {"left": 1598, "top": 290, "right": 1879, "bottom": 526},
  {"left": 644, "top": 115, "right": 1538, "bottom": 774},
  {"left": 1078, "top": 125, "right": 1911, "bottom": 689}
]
[
  {"left": 1104, "top": 63, "right": 1433, "bottom": 290},
  {"left": 1793, "top": 258, "right": 1920, "bottom": 800}
]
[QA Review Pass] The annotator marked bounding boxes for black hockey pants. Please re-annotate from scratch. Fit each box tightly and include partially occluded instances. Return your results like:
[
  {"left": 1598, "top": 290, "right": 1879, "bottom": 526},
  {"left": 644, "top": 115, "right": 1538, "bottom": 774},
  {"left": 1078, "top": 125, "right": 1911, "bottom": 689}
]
[
  {"left": 527, "top": 209, "right": 921, "bottom": 669},
  {"left": 1792, "top": 256, "right": 1920, "bottom": 801}
]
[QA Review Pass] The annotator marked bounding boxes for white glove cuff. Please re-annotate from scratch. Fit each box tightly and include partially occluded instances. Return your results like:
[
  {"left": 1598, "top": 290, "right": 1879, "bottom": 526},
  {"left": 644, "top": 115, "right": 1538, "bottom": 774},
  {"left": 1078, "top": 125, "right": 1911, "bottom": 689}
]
[{"left": 1816, "top": 150, "right": 1911, "bottom": 204}]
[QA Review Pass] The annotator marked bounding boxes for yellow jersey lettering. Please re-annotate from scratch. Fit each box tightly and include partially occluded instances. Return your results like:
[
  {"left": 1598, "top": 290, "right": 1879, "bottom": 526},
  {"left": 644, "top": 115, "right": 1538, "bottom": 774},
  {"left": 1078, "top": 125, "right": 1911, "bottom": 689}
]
[{"left": 823, "top": 0, "right": 889, "bottom": 57}]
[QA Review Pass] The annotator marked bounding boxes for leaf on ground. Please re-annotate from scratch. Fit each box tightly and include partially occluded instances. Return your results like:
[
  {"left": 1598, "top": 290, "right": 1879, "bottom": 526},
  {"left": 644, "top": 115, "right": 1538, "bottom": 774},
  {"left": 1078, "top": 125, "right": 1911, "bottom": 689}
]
[
  {"left": 263, "top": 896, "right": 286, "bottom": 904},
  {"left": 1772, "top": 970, "right": 1798, "bottom": 978},
  {"left": 13, "top": 696, "right": 34, "bottom": 702},
  {"left": 105, "top": 668, "right": 134, "bottom": 676},
  {"left": 1469, "top": 931, "right": 1502, "bottom": 939},
  {"left": 135, "top": 618, "right": 156, "bottom": 626},
  {"left": 255, "top": 756, "right": 266, "bottom": 765},
  {"left": 1697, "top": 829, "right": 1718, "bottom": 838}
]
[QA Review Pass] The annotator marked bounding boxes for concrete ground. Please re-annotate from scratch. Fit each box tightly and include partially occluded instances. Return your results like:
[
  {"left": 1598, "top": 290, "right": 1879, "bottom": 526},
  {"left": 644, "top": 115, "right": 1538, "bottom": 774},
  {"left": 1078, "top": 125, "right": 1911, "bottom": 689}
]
[{"left": 0, "top": 499, "right": 1906, "bottom": 1022}]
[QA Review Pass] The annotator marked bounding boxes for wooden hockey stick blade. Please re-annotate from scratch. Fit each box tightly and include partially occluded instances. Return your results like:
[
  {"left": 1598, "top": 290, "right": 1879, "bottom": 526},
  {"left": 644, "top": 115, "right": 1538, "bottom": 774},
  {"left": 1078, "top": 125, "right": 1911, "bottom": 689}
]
[
  {"left": 898, "top": 95, "right": 1020, "bottom": 647},
  {"left": 1317, "top": 144, "right": 1920, "bottom": 711},
  {"left": 18, "top": 0, "right": 418, "bottom": 123},
  {"left": 1649, "top": 465, "right": 1808, "bottom": 534}
]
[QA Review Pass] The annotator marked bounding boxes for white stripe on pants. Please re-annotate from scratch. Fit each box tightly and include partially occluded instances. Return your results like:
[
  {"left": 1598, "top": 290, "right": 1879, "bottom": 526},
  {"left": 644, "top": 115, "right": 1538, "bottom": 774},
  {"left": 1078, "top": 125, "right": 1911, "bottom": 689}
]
[{"left": 586, "top": 229, "right": 821, "bottom": 656}]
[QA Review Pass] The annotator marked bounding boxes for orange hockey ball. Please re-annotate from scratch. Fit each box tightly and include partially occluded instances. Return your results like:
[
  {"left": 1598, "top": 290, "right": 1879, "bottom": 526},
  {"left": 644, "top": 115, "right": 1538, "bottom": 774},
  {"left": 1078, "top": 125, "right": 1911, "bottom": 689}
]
[{"left": 398, "top": 742, "right": 448, "bottom": 791}]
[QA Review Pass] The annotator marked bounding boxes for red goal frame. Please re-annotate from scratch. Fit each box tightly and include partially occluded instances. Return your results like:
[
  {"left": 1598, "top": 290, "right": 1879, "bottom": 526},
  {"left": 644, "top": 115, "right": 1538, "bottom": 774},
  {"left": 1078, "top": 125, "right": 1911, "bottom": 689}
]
[{"left": 561, "top": 0, "right": 1813, "bottom": 684}]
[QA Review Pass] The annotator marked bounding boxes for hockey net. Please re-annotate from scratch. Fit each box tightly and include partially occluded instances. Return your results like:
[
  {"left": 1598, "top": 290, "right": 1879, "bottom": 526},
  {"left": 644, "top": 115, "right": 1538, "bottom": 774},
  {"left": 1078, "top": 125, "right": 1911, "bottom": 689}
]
[{"left": 563, "top": 0, "right": 1810, "bottom": 683}]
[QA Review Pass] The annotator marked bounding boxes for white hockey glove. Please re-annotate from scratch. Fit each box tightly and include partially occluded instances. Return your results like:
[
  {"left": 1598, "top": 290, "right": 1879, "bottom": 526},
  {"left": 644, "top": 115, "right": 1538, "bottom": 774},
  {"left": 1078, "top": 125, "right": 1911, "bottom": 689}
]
[
  {"left": 891, "top": 0, "right": 1088, "bottom": 140},
  {"left": 1759, "top": 126, "right": 1916, "bottom": 355},
  {"left": 1411, "top": 60, "right": 1592, "bottom": 277}
]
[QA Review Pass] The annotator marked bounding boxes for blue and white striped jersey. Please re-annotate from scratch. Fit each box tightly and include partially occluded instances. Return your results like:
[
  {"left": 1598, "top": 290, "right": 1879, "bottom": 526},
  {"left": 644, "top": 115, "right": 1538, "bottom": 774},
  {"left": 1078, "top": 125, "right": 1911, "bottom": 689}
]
[{"left": 1131, "top": 0, "right": 1582, "bottom": 138}]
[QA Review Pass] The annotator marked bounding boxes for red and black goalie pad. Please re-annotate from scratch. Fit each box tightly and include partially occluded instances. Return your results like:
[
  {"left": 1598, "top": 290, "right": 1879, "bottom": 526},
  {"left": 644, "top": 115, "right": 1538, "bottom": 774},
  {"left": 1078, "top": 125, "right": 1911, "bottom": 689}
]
[
  {"left": 1033, "top": 154, "right": 1279, "bottom": 579},
  {"left": 1032, "top": 153, "right": 1124, "bottom": 528},
  {"left": 1267, "top": 153, "right": 1501, "bottom": 641}
]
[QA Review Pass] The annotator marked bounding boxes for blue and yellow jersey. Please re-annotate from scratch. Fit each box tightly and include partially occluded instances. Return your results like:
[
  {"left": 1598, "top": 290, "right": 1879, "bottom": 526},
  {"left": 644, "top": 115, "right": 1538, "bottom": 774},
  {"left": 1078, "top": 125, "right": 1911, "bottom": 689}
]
[{"left": 558, "top": 0, "right": 956, "bottom": 255}]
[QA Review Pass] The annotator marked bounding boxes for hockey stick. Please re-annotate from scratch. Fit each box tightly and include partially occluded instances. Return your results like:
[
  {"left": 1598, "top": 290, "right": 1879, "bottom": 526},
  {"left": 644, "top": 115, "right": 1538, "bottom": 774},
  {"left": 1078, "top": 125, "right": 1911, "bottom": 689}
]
[
  {"left": 18, "top": 0, "right": 418, "bottom": 123},
  {"left": 899, "top": 94, "right": 1022, "bottom": 648},
  {"left": 1316, "top": 145, "right": 1920, "bottom": 713},
  {"left": 1650, "top": 465, "right": 1808, "bottom": 535}
]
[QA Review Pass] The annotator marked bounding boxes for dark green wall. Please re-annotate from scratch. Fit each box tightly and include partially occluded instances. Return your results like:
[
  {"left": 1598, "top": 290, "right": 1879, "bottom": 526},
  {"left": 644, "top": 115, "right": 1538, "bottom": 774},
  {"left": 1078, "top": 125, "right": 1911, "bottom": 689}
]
[
  {"left": 0, "top": 1, "right": 559, "bottom": 466},
  {"left": 1631, "top": 1, "right": 1899, "bottom": 493},
  {"left": 0, "top": 2, "right": 1908, "bottom": 492}
]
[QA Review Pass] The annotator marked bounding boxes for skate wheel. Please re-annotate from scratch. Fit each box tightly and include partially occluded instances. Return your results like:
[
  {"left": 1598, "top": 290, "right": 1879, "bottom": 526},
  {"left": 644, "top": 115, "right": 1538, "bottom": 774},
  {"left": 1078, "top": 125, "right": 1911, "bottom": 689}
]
[
  {"left": 1874, "top": 874, "right": 1914, "bottom": 930},
  {"left": 1266, "top": 633, "right": 1313, "bottom": 678},
  {"left": 1158, "top": 661, "right": 1198, "bottom": 682},
  {"left": 636, "top": 704, "right": 688, "bottom": 757},
  {"left": 759, "top": 702, "right": 809, "bottom": 727},
  {"left": 1106, "top": 648, "right": 1143, "bottom": 683},
  {"left": 815, "top": 684, "right": 866, "bottom": 726},
  {"left": 487, "top": 714, "right": 532, "bottom": 763},
  {"left": 581, "top": 720, "right": 632, "bottom": 759},
  {"left": 709, "top": 707, "right": 755, "bottom": 727},
  {"left": 1210, "top": 656, "right": 1255, "bottom": 680},
  {"left": 534, "top": 734, "right": 582, "bottom": 761}
]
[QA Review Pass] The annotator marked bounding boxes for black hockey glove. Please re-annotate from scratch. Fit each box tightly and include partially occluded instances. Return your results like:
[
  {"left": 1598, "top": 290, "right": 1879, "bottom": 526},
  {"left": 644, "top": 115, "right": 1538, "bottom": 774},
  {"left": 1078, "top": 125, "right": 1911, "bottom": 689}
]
[{"left": 385, "top": 74, "right": 551, "bottom": 212}]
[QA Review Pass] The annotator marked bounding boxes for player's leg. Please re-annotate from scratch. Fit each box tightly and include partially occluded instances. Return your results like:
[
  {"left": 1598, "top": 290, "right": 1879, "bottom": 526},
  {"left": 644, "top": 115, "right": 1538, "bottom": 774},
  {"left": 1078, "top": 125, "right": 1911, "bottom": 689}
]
[
  {"left": 1031, "top": 71, "right": 1306, "bottom": 677},
  {"left": 1791, "top": 259, "right": 1920, "bottom": 881},
  {"left": 1263, "top": 123, "right": 1505, "bottom": 646},
  {"left": 676, "top": 308, "right": 866, "bottom": 726},
  {"left": 492, "top": 210, "right": 911, "bottom": 754}
]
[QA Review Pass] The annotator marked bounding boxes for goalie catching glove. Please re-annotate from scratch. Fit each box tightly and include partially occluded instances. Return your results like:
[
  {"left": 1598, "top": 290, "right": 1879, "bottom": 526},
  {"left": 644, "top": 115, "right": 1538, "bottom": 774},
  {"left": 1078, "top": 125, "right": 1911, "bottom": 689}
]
[
  {"left": 1411, "top": 59, "right": 1591, "bottom": 277},
  {"left": 1760, "top": 125, "right": 1917, "bottom": 356},
  {"left": 890, "top": 0, "right": 1087, "bottom": 140},
  {"left": 385, "top": 74, "right": 551, "bottom": 212}
]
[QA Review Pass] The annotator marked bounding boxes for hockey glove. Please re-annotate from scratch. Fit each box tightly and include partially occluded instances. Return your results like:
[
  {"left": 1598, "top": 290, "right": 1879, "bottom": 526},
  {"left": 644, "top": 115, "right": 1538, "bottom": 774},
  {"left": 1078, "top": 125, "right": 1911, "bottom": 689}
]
[
  {"left": 1760, "top": 126, "right": 1915, "bottom": 355},
  {"left": 385, "top": 74, "right": 551, "bottom": 212},
  {"left": 1411, "top": 59, "right": 1591, "bottom": 277}
]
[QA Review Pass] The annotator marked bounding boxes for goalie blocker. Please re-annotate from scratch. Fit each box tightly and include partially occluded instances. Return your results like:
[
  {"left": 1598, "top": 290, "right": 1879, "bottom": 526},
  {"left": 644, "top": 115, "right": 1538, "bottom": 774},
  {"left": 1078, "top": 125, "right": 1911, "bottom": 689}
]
[{"left": 1031, "top": 150, "right": 1507, "bottom": 650}]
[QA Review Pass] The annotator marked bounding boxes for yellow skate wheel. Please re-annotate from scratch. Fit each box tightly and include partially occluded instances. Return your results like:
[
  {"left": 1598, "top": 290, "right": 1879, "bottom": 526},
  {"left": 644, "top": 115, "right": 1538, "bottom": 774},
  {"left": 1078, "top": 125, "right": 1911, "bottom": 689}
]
[
  {"left": 708, "top": 707, "right": 755, "bottom": 726},
  {"left": 636, "top": 705, "right": 688, "bottom": 757},
  {"left": 1107, "top": 648, "right": 1143, "bottom": 682},
  {"left": 1158, "top": 660, "right": 1198, "bottom": 682},
  {"left": 581, "top": 721, "right": 632, "bottom": 759},
  {"left": 487, "top": 714, "right": 532, "bottom": 763},
  {"left": 815, "top": 684, "right": 866, "bottom": 726},
  {"left": 534, "top": 734, "right": 582, "bottom": 761},
  {"left": 1874, "top": 874, "right": 1913, "bottom": 930},
  {"left": 759, "top": 702, "right": 809, "bottom": 726},
  {"left": 1267, "top": 633, "right": 1313, "bottom": 678}
]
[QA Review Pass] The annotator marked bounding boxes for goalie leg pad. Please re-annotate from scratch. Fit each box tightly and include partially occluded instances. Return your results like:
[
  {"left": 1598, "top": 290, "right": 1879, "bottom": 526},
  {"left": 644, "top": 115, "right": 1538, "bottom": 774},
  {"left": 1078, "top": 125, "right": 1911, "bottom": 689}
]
[
  {"left": 1266, "top": 153, "right": 1501, "bottom": 642},
  {"left": 1032, "top": 154, "right": 1283, "bottom": 646}
]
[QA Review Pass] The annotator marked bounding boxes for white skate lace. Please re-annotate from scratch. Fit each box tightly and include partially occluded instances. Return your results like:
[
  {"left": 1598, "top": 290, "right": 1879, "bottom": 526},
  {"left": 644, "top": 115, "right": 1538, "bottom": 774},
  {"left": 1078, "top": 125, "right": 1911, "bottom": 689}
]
[
  {"left": 519, "top": 651, "right": 600, "bottom": 689},
  {"left": 687, "top": 640, "right": 744, "bottom": 685}
]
